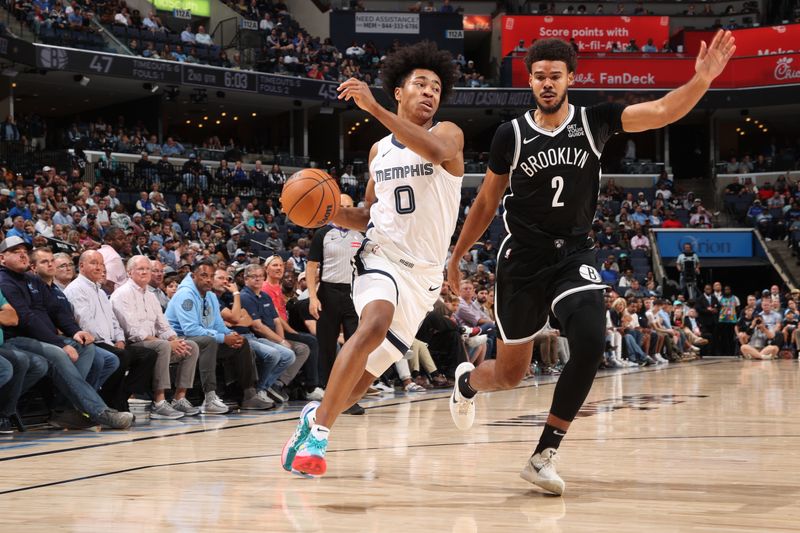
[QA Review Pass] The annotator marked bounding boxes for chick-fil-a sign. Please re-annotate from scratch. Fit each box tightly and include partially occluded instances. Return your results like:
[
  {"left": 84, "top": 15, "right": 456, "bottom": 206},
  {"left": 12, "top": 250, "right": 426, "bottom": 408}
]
[{"left": 501, "top": 15, "right": 670, "bottom": 56}]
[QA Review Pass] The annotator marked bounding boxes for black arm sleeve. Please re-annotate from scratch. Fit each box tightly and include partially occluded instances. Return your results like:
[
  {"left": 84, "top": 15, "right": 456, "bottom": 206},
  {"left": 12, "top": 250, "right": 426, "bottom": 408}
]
[
  {"left": 487, "top": 122, "right": 516, "bottom": 175},
  {"left": 584, "top": 102, "right": 627, "bottom": 153},
  {"left": 308, "top": 225, "right": 332, "bottom": 263}
]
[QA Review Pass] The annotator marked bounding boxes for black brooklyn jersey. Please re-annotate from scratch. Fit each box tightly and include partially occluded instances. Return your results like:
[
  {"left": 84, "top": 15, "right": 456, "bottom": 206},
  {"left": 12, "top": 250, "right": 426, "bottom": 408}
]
[{"left": 488, "top": 103, "right": 626, "bottom": 243}]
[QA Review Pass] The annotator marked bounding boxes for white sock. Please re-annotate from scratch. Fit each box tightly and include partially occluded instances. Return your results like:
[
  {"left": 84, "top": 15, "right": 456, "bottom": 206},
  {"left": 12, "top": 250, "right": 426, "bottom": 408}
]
[
  {"left": 310, "top": 424, "right": 330, "bottom": 440},
  {"left": 153, "top": 400, "right": 165, "bottom": 407}
]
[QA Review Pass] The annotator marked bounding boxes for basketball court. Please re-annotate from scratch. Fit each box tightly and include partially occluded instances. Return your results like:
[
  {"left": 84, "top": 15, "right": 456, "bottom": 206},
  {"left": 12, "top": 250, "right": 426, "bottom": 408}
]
[{"left": 1, "top": 359, "right": 798, "bottom": 532}]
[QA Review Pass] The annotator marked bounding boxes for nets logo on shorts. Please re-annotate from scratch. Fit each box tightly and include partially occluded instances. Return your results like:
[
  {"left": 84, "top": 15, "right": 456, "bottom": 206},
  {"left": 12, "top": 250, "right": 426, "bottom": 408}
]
[{"left": 579, "top": 264, "right": 601, "bottom": 283}]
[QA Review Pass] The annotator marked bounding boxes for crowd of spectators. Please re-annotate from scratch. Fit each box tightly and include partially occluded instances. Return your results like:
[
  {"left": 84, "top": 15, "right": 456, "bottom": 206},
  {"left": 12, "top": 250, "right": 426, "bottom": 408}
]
[
  {"left": 601, "top": 281, "right": 798, "bottom": 370},
  {"left": 7, "top": 0, "right": 107, "bottom": 49}
]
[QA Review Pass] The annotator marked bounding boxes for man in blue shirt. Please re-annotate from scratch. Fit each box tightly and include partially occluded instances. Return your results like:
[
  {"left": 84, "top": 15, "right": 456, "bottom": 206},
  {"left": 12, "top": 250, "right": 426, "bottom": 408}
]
[
  {"left": 238, "top": 264, "right": 299, "bottom": 405},
  {"left": 166, "top": 259, "right": 271, "bottom": 412},
  {"left": 8, "top": 198, "right": 32, "bottom": 221}
]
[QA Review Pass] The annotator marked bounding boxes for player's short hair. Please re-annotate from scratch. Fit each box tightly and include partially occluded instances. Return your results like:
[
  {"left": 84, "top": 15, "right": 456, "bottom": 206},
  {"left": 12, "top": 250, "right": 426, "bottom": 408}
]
[
  {"left": 381, "top": 41, "right": 456, "bottom": 104},
  {"left": 524, "top": 38, "right": 577, "bottom": 74}
]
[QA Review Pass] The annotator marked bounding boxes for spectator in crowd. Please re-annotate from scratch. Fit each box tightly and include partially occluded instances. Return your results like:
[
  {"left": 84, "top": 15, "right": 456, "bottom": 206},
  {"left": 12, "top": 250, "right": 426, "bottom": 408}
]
[
  {"left": 695, "top": 284, "right": 719, "bottom": 351},
  {"left": 7, "top": 217, "right": 32, "bottom": 245},
  {"left": 64, "top": 251, "right": 158, "bottom": 413},
  {"left": 99, "top": 227, "right": 130, "bottom": 292},
  {"left": 0, "top": 237, "right": 133, "bottom": 429},
  {"left": 180, "top": 25, "right": 195, "bottom": 44},
  {"left": 0, "top": 292, "right": 48, "bottom": 434},
  {"left": 455, "top": 279, "right": 496, "bottom": 359},
  {"left": 195, "top": 25, "right": 213, "bottom": 46},
  {"left": 52, "top": 253, "right": 76, "bottom": 290},
  {"left": 261, "top": 255, "right": 324, "bottom": 400},
  {"left": 165, "top": 260, "right": 272, "bottom": 411},
  {"left": 112, "top": 255, "right": 202, "bottom": 418},
  {"left": 233, "top": 264, "right": 296, "bottom": 405},
  {"left": 148, "top": 260, "right": 171, "bottom": 310},
  {"left": 30, "top": 247, "right": 119, "bottom": 392}
]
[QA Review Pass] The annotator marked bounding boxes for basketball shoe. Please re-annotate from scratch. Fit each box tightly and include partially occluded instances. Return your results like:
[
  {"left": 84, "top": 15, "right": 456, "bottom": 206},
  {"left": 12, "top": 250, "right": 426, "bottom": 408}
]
[
  {"left": 449, "top": 362, "right": 476, "bottom": 430},
  {"left": 291, "top": 426, "right": 329, "bottom": 477},
  {"left": 520, "top": 448, "right": 565, "bottom": 496},
  {"left": 281, "top": 401, "right": 319, "bottom": 472}
]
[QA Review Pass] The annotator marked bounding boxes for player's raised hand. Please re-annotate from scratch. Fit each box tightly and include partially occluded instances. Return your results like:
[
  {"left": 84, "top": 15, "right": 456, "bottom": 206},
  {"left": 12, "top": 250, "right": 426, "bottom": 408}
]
[
  {"left": 337, "top": 78, "right": 378, "bottom": 114},
  {"left": 695, "top": 29, "right": 736, "bottom": 83}
]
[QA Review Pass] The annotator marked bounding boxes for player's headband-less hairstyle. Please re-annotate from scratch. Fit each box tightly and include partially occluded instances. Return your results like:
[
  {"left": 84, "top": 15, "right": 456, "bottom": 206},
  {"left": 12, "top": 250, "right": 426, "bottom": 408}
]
[
  {"left": 380, "top": 41, "right": 457, "bottom": 104},
  {"left": 524, "top": 38, "right": 578, "bottom": 74}
]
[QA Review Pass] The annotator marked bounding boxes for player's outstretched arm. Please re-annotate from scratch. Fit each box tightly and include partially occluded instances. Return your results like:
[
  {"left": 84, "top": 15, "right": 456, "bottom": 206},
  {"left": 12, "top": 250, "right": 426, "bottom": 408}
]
[
  {"left": 337, "top": 78, "right": 463, "bottom": 167},
  {"left": 621, "top": 30, "right": 736, "bottom": 133},
  {"left": 330, "top": 143, "right": 377, "bottom": 232},
  {"left": 447, "top": 169, "right": 508, "bottom": 290}
]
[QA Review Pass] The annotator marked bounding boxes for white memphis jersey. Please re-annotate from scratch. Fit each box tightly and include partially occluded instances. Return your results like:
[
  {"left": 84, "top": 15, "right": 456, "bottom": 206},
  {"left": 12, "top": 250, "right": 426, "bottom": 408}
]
[{"left": 367, "top": 128, "right": 463, "bottom": 269}]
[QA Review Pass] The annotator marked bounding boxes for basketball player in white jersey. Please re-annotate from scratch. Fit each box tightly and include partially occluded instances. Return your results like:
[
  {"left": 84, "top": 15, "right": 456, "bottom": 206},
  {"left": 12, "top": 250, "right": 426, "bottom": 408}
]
[{"left": 281, "top": 41, "right": 463, "bottom": 477}]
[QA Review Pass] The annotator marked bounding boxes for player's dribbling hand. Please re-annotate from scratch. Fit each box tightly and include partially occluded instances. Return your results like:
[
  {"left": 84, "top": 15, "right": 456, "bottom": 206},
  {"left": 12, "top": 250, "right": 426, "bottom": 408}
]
[
  {"left": 337, "top": 78, "right": 378, "bottom": 114},
  {"left": 695, "top": 29, "right": 736, "bottom": 83}
]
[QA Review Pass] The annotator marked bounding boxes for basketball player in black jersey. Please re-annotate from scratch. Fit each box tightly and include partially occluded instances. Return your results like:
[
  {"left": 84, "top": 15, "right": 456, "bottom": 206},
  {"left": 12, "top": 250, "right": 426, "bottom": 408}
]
[{"left": 448, "top": 32, "right": 735, "bottom": 495}]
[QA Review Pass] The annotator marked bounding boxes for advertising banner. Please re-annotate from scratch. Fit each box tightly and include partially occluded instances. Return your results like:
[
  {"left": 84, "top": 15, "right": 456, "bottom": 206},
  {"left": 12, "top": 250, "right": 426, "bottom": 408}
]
[
  {"left": 153, "top": 0, "right": 209, "bottom": 17},
  {"left": 509, "top": 53, "right": 800, "bottom": 89},
  {"left": 355, "top": 13, "right": 419, "bottom": 34},
  {"left": 331, "top": 11, "right": 463, "bottom": 55},
  {"left": 683, "top": 24, "right": 800, "bottom": 56},
  {"left": 501, "top": 15, "right": 670, "bottom": 56},
  {"left": 654, "top": 230, "right": 754, "bottom": 259}
]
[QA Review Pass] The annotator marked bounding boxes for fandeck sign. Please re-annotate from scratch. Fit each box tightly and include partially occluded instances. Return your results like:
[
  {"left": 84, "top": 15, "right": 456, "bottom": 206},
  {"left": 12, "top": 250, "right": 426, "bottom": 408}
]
[
  {"left": 501, "top": 15, "right": 669, "bottom": 56},
  {"left": 509, "top": 53, "right": 800, "bottom": 89}
]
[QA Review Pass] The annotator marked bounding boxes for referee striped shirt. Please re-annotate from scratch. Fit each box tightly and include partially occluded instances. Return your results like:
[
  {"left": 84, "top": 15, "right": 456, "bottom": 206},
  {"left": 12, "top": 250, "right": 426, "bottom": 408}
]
[{"left": 309, "top": 225, "right": 364, "bottom": 285}]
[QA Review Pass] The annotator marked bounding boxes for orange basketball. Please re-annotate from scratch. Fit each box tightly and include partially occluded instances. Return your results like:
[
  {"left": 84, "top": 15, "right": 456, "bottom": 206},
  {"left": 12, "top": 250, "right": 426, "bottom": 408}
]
[{"left": 280, "top": 168, "right": 341, "bottom": 228}]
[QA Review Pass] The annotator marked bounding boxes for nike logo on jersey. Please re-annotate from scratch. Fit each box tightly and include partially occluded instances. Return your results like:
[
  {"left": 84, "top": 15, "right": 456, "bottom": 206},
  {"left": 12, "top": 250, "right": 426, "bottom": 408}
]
[
  {"left": 522, "top": 135, "right": 541, "bottom": 144},
  {"left": 428, "top": 285, "right": 441, "bottom": 292},
  {"left": 381, "top": 148, "right": 392, "bottom": 158}
]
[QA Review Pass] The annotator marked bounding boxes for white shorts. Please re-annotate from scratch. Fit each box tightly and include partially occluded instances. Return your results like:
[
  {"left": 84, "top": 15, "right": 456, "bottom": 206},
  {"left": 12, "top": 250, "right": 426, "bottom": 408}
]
[{"left": 352, "top": 242, "right": 442, "bottom": 377}]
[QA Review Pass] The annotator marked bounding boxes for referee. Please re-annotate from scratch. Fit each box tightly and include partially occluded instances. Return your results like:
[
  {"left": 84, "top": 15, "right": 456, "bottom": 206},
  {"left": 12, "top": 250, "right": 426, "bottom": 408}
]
[{"left": 307, "top": 194, "right": 363, "bottom": 387}]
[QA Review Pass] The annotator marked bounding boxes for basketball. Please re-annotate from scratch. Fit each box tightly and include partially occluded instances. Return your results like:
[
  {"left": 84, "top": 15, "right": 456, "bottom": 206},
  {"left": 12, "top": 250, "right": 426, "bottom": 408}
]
[{"left": 280, "top": 168, "right": 341, "bottom": 228}]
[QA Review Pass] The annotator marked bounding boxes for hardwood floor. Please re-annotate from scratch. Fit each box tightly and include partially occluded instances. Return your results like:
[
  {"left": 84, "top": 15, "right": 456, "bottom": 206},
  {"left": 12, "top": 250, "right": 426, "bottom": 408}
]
[{"left": 1, "top": 359, "right": 799, "bottom": 532}]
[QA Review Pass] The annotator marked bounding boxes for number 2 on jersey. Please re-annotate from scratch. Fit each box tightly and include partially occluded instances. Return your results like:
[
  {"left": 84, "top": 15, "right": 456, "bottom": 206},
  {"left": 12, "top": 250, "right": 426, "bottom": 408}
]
[
  {"left": 394, "top": 185, "right": 416, "bottom": 214},
  {"left": 551, "top": 176, "right": 565, "bottom": 208}
]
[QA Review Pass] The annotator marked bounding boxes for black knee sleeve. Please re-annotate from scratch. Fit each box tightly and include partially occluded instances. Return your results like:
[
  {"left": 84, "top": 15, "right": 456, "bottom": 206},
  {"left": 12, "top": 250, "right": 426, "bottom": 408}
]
[{"left": 549, "top": 289, "right": 607, "bottom": 422}]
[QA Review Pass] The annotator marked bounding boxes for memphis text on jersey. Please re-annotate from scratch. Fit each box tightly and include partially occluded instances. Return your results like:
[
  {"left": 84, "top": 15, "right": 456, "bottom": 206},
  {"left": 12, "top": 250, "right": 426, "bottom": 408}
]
[
  {"left": 374, "top": 163, "right": 434, "bottom": 182},
  {"left": 518, "top": 147, "right": 590, "bottom": 178}
]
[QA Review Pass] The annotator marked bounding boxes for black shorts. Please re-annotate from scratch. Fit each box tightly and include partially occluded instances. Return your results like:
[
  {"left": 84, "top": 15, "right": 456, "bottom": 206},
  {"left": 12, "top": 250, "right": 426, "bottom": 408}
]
[{"left": 495, "top": 234, "right": 606, "bottom": 344}]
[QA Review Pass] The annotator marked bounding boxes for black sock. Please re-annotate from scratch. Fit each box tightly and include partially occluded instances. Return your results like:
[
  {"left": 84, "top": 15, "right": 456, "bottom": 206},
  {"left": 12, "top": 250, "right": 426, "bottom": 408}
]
[
  {"left": 458, "top": 371, "right": 477, "bottom": 399},
  {"left": 534, "top": 423, "right": 566, "bottom": 455}
]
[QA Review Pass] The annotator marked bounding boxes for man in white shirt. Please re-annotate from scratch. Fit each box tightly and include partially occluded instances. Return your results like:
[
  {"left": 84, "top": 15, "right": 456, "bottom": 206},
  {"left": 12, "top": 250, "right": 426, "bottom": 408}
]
[
  {"left": 64, "top": 251, "right": 158, "bottom": 413},
  {"left": 34, "top": 209, "right": 54, "bottom": 237},
  {"left": 98, "top": 227, "right": 129, "bottom": 293},
  {"left": 111, "top": 255, "right": 201, "bottom": 419},
  {"left": 180, "top": 25, "right": 195, "bottom": 44},
  {"left": 630, "top": 228, "right": 650, "bottom": 251},
  {"left": 105, "top": 188, "right": 121, "bottom": 210},
  {"left": 195, "top": 25, "right": 213, "bottom": 46}
]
